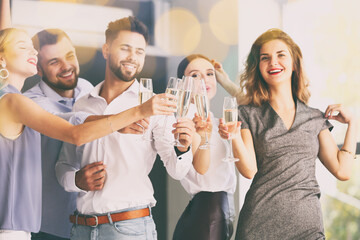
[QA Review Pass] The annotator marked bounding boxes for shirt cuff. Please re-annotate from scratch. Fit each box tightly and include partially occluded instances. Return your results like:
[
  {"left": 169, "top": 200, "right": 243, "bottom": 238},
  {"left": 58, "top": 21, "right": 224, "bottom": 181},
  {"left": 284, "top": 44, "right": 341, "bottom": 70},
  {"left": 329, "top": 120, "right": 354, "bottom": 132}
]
[
  {"left": 174, "top": 146, "right": 190, "bottom": 157},
  {"left": 64, "top": 171, "right": 87, "bottom": 193},
  {"left": 175, "top": 146, "right": 192, "bottom": 161}
]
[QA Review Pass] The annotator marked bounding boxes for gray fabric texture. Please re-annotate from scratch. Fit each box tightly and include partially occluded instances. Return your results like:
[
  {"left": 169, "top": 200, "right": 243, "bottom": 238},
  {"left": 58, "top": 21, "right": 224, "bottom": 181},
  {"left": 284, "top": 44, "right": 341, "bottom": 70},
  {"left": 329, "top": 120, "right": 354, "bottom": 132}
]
[{"left": 235, "top": 100, "right": 333, "bottom": 240}]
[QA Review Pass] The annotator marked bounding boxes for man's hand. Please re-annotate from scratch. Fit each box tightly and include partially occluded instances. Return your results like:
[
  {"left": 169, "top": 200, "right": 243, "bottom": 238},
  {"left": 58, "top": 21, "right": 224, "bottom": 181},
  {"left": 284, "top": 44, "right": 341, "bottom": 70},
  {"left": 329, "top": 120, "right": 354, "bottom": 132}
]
[
  {"left": 75, "top": 162, "right": 106, "bottom": 191},
  {"left": 139, "top": 93, "right": 177, "bottom": 117}
]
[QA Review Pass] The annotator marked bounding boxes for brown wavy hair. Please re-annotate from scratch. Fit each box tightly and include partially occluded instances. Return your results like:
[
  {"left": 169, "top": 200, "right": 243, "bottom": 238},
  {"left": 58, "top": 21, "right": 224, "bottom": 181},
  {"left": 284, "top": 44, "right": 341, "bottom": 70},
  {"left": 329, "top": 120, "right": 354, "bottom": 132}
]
[{"left": 239, "top": 28, "right": 310, "bottom": 106}]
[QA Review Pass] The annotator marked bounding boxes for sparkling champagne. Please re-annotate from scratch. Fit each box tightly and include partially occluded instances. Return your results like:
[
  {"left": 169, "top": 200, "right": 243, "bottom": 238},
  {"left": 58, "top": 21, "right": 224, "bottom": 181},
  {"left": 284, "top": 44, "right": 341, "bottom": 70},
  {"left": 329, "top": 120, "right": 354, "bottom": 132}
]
[
  {"left": 194, "top": 94, "right": 209, "bottom": 120},
  {"left": 165, "top": 88, "right": 179, "bottom": 100},
  {"left": 139, "top": 91, "right": 153, "bottom": 104},
  {"left": 223, "top": 109, "right": 237, "bottom": 134},
  {"left": 176, "top": 90, "right": 191, "bottom": 118},
  {"left": 223, "top": 109, "right": 237, "bottom": 123}
]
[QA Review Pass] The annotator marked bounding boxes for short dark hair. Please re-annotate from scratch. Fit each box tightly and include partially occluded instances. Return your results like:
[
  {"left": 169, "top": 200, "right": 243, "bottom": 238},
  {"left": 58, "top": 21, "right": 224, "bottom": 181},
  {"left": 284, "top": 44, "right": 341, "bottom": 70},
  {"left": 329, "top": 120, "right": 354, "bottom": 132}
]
[
  {"left": 32, "top": 29, "right": 72, "bottom": 52},
  {"left": 105, "top": 16, "right": 149, "bottom": 44},
  {"left": 177, "top": 54, "right": 211, "bottom": 78}
]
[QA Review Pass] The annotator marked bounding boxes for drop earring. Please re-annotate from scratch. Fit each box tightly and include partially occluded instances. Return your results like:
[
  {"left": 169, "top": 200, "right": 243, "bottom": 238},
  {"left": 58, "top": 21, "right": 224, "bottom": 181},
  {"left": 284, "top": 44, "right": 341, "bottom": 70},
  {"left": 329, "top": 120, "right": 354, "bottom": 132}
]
[{"left": 0, "top": 62, "right": 9, "bottom": 80}]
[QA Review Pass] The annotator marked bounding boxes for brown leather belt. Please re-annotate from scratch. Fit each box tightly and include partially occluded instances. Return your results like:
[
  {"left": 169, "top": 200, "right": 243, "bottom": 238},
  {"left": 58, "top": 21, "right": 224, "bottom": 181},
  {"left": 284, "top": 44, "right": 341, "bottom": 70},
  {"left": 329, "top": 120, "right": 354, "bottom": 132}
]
[{"left": 70, "top": 208, "right": 150, "bottom": 227}]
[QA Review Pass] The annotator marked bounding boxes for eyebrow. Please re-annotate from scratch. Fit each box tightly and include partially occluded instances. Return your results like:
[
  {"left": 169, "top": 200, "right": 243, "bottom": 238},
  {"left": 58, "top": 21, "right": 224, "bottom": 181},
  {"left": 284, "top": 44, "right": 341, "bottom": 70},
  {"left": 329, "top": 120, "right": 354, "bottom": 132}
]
[
  {"left": 46, "top": 58, "right": 58, "bottom": 64},
  {"left": 188, "top": 69, "right": 214, "bottom": 75},
  {"left": 45, "top": 50, "right": 75, "bottom": 63},
  {"left": 260, "top": 50, "right": 287, "bottom": 56},
  {"left": 66, "top": 50, "right": 76, "bottom": 56},
  {"left": 120, "top": 44, "right": 145, "bottom": 52}
]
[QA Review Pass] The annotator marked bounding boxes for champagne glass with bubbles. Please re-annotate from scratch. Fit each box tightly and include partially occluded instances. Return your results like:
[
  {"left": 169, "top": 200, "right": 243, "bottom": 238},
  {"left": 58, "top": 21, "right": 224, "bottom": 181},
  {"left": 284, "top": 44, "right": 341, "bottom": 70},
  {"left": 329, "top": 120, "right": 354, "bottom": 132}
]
[
  {"left": 174, "top": 76, "right": 193, "bottom": 147},
  {"left": 162, "top": 77, "right": 181, "bottom": 139},
  {"left": 139, "top": 78, "right": 153, "bottom": 141},
  {"left": 222, "top": 96, "right": 239, "bottom": 162},
  {"left": 193, "top": 78, "right": 210, "bottom": 149}
]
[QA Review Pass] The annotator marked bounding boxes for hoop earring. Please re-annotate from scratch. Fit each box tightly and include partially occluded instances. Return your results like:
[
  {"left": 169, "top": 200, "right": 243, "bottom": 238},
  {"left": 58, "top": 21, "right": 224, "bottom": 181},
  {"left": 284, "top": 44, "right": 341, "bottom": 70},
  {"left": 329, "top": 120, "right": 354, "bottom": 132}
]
[{"left": 0, "top": 68, "right": 9, "bottom": 80}]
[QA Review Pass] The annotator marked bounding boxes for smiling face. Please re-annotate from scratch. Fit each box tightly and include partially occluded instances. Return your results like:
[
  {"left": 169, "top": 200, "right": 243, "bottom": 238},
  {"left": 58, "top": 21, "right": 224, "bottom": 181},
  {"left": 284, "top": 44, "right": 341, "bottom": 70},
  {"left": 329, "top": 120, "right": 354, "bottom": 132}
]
[
  {"left": 103, "top": 30, "right": 146, "bottom": 82},
  {"left": 37, "top": 36, "right": 79, "bottom": 91},
  {"left": 184, "top": 57, "right": 217, "bottom": 99},
  {"left": 0, "top": 30, "right": 38, "bottom": 80},
  {"left": 259, "top": 39, "right": 293, "bottom": 88}
]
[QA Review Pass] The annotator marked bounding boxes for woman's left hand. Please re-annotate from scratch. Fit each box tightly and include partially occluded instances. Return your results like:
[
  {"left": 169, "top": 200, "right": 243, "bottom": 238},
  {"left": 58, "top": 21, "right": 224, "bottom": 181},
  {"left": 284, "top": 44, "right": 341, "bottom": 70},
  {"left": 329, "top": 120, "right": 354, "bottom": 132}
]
[
  {"left": 325, "top": 104, "right": 354, "bottom": 124},
  {"left": 193, "top": 114, "right": 212, "bottom": 139}
]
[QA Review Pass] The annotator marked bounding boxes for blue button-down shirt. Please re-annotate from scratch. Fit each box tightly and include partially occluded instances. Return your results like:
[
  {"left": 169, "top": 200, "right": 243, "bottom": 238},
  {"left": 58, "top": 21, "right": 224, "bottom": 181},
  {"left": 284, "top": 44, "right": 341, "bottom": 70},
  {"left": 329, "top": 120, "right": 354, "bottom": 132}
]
[{"left": 24, "top": 78, "right": 93, "bottom": 238}]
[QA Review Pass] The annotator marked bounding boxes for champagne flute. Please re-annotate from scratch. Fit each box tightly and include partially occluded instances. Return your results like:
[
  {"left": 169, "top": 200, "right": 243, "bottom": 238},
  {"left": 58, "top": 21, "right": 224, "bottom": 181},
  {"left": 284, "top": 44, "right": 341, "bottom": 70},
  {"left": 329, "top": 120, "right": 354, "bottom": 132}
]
[
  {"left": 174, "top": 76, "right": 193, "bottom": 147},
  {"left": 222, "top": 96, "right": 239, "bottom": 162},
  {"left": 162, "top": 77, "right": 181, "bottom": 138},
  {"left": 193, "top": 78, "right": 210, "bottom": 149},
  {"left": 139, "top": 78, "right": 153, "bottom": 141}
]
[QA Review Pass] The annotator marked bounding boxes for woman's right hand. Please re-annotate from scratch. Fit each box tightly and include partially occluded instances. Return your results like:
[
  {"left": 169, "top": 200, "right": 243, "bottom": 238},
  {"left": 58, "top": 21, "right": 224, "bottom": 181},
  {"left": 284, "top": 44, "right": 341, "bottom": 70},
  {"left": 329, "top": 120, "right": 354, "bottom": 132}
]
[
  {"left": 218, "top": 118, "right": 241, "bottom": 139},
  {"left": 139, "top": 93, "right": 177, "bottom": 117}
]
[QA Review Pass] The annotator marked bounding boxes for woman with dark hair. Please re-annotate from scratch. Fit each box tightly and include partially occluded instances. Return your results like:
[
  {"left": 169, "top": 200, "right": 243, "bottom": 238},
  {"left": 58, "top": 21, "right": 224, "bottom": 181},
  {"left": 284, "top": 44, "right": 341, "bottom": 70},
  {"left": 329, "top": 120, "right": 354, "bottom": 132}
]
[
  {"left": 219, "top": 28, "right": 357, "bottom": 239},
  {"left": 173, "top": 54, "right": 256, "bottom": 240}
]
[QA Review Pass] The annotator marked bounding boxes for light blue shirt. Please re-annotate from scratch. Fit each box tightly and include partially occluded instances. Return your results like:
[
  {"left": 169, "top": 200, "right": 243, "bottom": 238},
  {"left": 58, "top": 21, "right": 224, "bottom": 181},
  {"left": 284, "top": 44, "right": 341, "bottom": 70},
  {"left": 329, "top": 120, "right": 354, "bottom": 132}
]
[
  {"left": 24, "top": 78, "right": 93, "bottom": 238},
  {"left": 0, "top": 84, "right": 42, "bottom": 232}
]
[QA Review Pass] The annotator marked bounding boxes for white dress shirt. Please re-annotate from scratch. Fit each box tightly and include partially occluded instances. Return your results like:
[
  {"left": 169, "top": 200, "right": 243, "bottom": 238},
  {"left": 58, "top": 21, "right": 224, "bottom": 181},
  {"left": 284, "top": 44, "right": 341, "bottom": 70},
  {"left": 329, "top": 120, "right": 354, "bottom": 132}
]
[
  {"left": 56, "top": 80, "right": 193, "bottom": 215},
  {"left": 179, "top": 104, "right": 237, "bottom": 196}
]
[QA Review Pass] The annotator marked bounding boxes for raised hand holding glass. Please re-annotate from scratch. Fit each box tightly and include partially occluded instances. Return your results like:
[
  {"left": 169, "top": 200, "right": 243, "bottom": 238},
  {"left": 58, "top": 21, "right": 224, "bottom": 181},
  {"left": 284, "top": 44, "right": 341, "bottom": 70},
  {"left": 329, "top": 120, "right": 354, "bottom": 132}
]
[
  {"left": 139, "top": 78, "right": 153, "bottom": 141},
  {"left": 174, "top": 76, "right": 193, "bottom": 147},
  {"left": 222, "top": 96, "right": 239, "bottom": 162},
  {"left": 193, "top": 78, "right": 210, "bottom": 149}
]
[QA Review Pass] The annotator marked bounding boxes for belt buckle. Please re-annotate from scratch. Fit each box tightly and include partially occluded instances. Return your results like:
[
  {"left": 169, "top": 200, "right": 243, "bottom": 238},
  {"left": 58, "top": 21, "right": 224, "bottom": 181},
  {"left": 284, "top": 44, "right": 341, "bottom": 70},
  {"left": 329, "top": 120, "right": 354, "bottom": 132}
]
[{"left": 86, "top": 215, "right": 98, "bottom": 228}]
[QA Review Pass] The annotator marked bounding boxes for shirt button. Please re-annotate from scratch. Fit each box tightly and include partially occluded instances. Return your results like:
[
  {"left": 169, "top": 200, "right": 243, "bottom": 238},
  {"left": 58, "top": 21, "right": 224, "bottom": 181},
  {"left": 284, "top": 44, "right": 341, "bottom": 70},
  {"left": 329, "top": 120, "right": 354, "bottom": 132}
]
[{"left": 178, "top": 157, "right": 182, "bottom": 160}]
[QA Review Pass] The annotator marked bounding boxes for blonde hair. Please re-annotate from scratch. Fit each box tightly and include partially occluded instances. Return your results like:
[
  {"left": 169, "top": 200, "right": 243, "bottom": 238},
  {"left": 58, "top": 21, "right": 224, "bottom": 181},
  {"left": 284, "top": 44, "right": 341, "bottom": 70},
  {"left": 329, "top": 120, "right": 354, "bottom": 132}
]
[
  {"left": 0, "top": 28, "right": 28, "bottom": 53},
  {"left": 0, "top": 28, "right": 28, "bottom": 88},
  {"left": 239, "top": 28, "right": 311, "bottom": 106}
]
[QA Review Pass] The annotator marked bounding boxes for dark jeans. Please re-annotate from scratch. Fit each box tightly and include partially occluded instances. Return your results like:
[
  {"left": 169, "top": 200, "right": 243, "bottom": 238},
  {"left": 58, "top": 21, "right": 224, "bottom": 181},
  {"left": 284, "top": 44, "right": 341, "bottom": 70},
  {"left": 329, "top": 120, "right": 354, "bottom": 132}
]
[
  {"left": 31, "top": 232, "right": 69, "bottom": 240},
  {"left": 173, "top": 191, "right": 234, "bottom": 240}
]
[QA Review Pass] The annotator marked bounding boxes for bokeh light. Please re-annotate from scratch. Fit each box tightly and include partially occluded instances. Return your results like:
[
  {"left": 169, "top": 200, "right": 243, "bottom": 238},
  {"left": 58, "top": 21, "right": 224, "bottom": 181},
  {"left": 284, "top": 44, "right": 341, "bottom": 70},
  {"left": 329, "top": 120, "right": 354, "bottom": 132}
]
[
  {"left": 209, "top": 0, "right": 238, "bottom": 45},
  {"left": 155, "top": 8, "right": 201, "bottom": 56},
  {"left": 75, "top": 47, "right": 98, "bottom": 67},
  {"left": 191, "top": 23, "right": 229, "bottom": 62}
]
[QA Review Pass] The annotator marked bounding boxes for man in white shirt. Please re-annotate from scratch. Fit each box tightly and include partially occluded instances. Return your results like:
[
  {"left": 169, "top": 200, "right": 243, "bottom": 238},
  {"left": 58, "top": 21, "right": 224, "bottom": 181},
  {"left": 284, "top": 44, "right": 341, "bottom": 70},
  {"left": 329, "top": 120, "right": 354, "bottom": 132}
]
[{"left": 56, "top": 16, "right": 194, "bottom": 240}]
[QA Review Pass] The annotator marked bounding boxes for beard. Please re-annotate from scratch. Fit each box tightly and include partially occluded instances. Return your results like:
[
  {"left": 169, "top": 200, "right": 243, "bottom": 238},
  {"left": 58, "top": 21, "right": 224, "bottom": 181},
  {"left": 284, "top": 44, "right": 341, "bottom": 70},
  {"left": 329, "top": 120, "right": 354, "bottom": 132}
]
[
  {"left": 108, "top": 55, "right": 142, "bottom": 82},
  {"left": 42, "top": 67, "right": 79, "bottom": 91}
]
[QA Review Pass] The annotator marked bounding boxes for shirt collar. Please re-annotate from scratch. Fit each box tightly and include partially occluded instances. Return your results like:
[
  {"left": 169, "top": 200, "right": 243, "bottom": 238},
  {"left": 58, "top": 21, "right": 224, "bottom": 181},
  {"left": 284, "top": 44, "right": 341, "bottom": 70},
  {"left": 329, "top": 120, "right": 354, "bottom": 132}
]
[
  {"left": 89, "top": 79, "right": 140, "bottom": 99},
  {"left": 39, "top": 80, "right": 80, "bottom": 102},
  {"left": 2, "top": 84, "right": 20, "bottom": 94}
]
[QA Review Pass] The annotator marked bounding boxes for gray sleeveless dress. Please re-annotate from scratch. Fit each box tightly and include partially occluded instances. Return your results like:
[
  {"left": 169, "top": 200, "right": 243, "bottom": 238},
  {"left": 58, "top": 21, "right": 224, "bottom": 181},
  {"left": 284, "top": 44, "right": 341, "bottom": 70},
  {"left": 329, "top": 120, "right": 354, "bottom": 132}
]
[{"left": 235, "top": 100, "right": 333, "bottom": 240}]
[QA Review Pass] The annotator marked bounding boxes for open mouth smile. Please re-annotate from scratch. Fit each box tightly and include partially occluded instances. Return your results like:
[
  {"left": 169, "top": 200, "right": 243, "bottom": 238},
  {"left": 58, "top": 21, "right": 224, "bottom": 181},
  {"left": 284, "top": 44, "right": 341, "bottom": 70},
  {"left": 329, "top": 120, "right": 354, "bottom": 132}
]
[{"left": 268, "top": 69, "right": 283, "bottom": 75}]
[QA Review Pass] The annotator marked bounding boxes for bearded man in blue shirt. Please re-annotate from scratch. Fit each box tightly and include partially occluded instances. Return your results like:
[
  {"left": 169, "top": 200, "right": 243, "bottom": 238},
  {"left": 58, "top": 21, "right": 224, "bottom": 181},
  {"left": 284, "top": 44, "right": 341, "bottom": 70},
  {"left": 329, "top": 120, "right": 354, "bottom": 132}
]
[{"left": 24, "top": 29, "right": 93, "bottom": 240}]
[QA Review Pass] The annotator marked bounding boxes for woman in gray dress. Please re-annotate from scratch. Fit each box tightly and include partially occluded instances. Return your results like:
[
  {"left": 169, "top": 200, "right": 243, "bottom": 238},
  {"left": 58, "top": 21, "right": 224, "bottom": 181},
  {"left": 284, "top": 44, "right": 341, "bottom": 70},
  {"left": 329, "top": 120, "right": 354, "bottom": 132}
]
[{"left": 218, "top": 29, "right": 357, "bottom": 239}]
